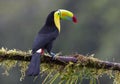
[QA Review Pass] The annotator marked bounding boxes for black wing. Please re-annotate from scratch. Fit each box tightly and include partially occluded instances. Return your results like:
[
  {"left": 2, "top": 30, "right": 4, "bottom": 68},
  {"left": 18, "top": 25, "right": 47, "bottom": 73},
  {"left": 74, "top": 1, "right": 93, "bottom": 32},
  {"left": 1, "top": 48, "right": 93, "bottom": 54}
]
[{"left": 32, "top": 31, "right": 58, "bottom": 54}]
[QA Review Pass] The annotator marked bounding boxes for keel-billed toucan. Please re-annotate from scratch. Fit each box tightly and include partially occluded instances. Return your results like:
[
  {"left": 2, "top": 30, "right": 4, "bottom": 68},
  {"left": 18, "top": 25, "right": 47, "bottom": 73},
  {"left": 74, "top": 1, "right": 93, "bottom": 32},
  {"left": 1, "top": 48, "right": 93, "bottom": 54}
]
[{"left": 26, "top": 9, "right": 77, "bottom": 76}]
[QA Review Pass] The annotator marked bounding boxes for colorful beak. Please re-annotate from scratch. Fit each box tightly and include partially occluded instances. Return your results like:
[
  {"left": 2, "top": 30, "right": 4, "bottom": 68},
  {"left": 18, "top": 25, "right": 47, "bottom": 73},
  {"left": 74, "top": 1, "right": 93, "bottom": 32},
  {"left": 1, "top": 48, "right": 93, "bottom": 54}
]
[{"left": 56, "top": 9, "right": 77, "bottom": 23}]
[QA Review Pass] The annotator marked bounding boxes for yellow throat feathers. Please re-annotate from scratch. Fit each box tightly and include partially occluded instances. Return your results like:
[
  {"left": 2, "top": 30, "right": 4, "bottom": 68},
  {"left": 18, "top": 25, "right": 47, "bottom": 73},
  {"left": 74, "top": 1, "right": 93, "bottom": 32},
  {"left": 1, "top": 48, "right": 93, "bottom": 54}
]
[{"left": 54, "top": 12, "right": 60, "bottom": 33}]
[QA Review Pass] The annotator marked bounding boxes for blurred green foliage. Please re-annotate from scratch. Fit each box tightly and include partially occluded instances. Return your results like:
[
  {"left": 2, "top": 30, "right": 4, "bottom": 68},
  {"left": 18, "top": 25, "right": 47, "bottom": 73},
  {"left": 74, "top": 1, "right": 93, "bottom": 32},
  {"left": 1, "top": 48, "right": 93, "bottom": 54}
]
[{"left": 0, "top": 0, "right": 120, "bottom": 84}]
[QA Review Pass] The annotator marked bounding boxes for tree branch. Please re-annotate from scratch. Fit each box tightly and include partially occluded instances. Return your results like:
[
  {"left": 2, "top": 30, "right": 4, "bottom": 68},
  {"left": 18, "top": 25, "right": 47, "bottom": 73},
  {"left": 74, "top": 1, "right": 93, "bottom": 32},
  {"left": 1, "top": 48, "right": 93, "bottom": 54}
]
[{"left": 0, "top": 48, "right": 120, "bottom": 72}]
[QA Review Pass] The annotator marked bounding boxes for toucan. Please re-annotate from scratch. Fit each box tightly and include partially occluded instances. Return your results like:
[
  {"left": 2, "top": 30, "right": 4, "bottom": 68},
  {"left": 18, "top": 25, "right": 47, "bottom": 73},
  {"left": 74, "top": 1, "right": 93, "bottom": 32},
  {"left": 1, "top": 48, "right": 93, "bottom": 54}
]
[{"left": 26, "top": 9, "right": 77, "bottom": 76}]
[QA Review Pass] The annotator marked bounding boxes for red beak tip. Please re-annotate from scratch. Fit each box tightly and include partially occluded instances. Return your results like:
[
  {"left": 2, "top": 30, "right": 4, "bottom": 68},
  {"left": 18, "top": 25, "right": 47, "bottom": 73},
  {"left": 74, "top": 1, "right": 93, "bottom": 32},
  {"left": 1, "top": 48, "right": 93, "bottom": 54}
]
[{"left": 72, "top": 16, "right": 77, "bottom": 23}]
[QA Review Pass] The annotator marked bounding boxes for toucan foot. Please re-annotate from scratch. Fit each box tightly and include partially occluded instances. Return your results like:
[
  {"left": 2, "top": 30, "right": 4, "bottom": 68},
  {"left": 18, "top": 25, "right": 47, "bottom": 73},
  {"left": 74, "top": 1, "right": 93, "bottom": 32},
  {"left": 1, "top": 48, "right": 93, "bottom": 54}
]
[{"left": 50, "top": 52, "right": 56, "bottom": 60}]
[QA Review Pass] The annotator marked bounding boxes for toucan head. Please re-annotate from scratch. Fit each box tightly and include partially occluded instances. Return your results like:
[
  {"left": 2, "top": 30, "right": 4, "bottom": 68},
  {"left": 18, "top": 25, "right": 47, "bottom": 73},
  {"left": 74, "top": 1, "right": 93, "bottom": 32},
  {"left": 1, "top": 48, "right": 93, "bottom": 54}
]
[
  {"left": 55, "top": 9, "right": 77, "bottom": 23},
  {"left": 54, "top": 9, "right": 77, "bottom": 32}
]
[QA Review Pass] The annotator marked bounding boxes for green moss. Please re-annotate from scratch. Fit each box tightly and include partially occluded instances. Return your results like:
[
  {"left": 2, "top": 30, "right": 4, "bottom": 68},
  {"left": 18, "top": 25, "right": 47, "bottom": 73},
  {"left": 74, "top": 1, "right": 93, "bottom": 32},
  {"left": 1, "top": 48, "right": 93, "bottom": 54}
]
[
  {"left": 0, "top": 48, "right": 120, "bottom": 84},
  {"left": 1, "top": 60, "right": 17, "bottom": 76},
  {"left": 113, "top": 71, "right": 120, "bottom": 84},
  {"left": 0, "top": 48, "right": 30, "bottom": 80},
  {"left": 18, "top": 61, "right": 29, "bottom": 81},
  {"left": 40, "top": 61, "right": 119, "bottom": 84}
]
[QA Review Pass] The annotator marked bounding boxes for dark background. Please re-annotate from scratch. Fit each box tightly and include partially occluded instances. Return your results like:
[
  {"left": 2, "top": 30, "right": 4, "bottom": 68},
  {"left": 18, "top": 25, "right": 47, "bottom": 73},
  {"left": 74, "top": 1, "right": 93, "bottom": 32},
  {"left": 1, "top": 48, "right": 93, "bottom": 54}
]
[{"left": 0, "top": 0, "right": 120, "bottom": 84}]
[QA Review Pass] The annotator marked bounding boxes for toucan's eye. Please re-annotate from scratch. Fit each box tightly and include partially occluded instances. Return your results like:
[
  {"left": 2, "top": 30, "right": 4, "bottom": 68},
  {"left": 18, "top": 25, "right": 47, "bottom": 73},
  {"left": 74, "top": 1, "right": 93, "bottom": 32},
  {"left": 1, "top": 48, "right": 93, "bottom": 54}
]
[{"left": 58, "top": 13, "right": 60, "bottom": 15}]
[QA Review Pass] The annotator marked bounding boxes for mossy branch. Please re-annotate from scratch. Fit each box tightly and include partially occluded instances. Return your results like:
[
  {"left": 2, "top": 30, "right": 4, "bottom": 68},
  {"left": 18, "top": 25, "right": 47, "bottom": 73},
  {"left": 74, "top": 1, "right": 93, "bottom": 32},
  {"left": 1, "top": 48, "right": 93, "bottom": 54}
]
[
  {"left": 0, "top": 48, "right": 120, "bottom": 71},
  {"left": 0, "top": 48, "right": 120, "bottom": 83}
]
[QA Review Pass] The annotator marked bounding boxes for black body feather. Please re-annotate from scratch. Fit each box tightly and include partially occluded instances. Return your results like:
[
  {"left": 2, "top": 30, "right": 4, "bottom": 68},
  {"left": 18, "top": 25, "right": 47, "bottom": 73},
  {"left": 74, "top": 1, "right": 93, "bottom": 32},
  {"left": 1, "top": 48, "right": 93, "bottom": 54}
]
[{"left": 26, "top": 11, "right": 59, "bottom": 76}]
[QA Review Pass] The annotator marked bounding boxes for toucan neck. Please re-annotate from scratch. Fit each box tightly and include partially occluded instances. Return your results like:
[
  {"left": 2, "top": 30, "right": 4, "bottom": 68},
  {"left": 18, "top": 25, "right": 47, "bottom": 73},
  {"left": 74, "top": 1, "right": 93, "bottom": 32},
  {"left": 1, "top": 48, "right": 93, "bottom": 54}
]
[
  {"left": 45, "top": 11, "right": 61, "bottom": 32},
  {"left": 45, "top": 11, "right": 56, "bottom": 26}
]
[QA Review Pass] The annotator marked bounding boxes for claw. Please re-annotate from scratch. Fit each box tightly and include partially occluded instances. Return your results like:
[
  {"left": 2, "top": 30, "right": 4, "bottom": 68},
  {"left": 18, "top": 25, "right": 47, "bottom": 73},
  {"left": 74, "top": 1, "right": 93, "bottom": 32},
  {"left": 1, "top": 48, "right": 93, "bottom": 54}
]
[{"left": 50, "top": 52, "right": 56, "bottom": 60}]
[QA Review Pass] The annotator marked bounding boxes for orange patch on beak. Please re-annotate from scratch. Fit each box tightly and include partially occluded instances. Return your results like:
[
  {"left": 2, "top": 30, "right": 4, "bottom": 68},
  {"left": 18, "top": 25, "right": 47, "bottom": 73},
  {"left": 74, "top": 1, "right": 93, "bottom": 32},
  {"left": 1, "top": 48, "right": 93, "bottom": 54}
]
[{"left": 62, "top": 13, "right": 67, "bottom": 16}]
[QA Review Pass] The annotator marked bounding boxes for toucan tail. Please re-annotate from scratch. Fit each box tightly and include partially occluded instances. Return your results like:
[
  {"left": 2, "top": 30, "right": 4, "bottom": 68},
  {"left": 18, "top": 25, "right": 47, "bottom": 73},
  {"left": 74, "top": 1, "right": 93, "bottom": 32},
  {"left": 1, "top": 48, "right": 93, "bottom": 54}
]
[{"left": 26, "top": 53, "right": 40, "bottom": 76}]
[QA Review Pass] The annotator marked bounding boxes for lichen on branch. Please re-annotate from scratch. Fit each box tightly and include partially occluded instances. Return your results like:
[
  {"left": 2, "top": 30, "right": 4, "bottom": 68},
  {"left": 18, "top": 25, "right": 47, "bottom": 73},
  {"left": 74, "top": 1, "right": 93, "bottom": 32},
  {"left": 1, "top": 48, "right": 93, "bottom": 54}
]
[{"left": 0, "top": 47, "right": 120, "bottom": 84}]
